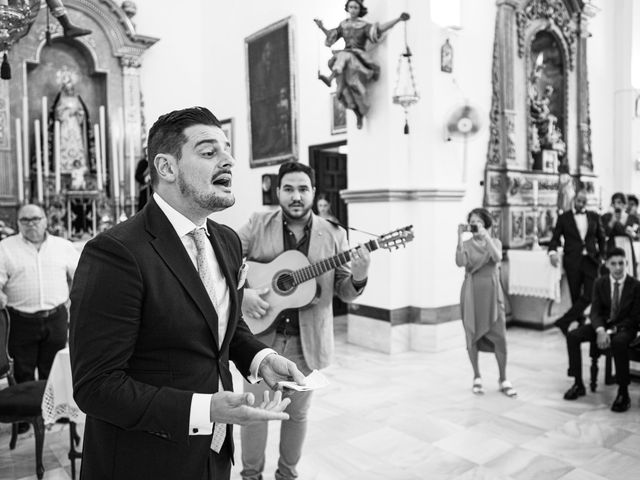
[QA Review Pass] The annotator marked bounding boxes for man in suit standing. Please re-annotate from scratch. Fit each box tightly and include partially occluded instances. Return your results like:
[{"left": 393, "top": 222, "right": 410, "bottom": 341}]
[
  {"left": 69, "top": 107, "right": 305, "bottom": 480},
  {"left": 563, "top": 247, "right": 640, "bottom": 412},
  {"left": 237, "top": 162, "right": 371, "bottom": 480},
  {"left": 548, "top": 189, "right": 606, "bottom": 334}
]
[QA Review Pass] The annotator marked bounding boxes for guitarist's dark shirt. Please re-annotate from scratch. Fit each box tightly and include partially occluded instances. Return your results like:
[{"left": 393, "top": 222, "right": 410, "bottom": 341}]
[{"left": 274, "top": 217, "right": 313, "bottom": 335}]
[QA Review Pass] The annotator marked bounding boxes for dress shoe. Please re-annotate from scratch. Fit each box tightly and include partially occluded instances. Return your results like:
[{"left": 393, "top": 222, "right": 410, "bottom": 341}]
[
  {"left": 563, "top": 383, "right": 586, "bottom": 400},
  {"left": 17, "top": 422, "right": 30, "bottom": 434},
  {"left": 611, "top": 392, "right": 631, "bottom": 412}
]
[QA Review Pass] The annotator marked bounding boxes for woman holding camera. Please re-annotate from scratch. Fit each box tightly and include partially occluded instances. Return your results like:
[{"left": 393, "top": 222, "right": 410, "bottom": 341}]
[
  {"left": 456, "top": 208, "right": 516, "bottom": 397},
  {"left": 602, "top": 192, "right": 638, "bottom": 277}
]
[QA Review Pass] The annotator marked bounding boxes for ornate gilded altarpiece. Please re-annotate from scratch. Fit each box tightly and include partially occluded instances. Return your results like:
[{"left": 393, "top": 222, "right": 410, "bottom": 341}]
[
  {"left": 0, "top": 0, "right": 157, "bottom": 235},
  {"left": 484, "top": 0, "right": 597, "bottom": 248}
]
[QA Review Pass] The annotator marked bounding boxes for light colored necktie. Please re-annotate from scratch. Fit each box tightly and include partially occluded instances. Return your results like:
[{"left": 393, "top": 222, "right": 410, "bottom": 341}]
[{"left": 189, "top": 228, "right": 226, "bottom": 453}]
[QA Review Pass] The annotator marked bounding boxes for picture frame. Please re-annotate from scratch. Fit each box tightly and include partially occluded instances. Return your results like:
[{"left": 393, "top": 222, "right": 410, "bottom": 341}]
[
  {"left": 219, "top": 118, "right": 234, "bottom": 157},
  {"left": 330, "top": 92, "right": 347, "bottom": 135},
  {"left": 245, "top": 17, "right": 297, "bottom": 168}
]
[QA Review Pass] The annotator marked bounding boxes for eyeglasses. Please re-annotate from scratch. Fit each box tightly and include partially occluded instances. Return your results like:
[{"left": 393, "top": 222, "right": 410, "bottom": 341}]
[{"left": 18, "top": 217, "right": 43, "bottom": 225}]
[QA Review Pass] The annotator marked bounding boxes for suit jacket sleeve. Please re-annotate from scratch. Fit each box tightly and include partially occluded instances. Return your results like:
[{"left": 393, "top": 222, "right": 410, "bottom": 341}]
[
  {"left": 590, "top": 278, "right": 607, "bottom": 331},
  {"left": 332, "top": 226, "right": 362, "bottom": 303},
  {"left": 69, "top": 234, "right": 193, "bottom": 446},
  {"left": 548, "top": 215, "right": 564, "bottom": 253},
  {"left": 620, "top": 281, "right": 640, "bottom": 332}
]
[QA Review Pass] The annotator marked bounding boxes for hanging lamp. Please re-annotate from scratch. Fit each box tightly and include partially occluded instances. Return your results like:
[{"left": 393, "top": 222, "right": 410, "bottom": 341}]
[
  {"left": 392, "top": 20, "right": 419, "bottom": 134},
  {"left": 0, "top": 0, "right": 40, "bottom": 79}
]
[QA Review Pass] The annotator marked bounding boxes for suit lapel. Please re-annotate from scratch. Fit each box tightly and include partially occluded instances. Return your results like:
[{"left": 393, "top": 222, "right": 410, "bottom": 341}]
[
  {"left": 618, "top": 276, "right": 634, "bottom": 314},
  {"left": 207, "top": 221, "right": 237, "bottom": 351},
  {"left": 144, "top": 199, "right": 220, "bottom": 348},
  {"left": 567, "top": 211, "right": 583, "bottom": 240}
]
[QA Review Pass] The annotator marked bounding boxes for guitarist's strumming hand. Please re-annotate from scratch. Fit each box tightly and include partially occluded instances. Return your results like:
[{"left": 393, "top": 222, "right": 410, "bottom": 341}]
[
  {"left": 258, "top": 353, "right": 307, "bottom": 391},
  {"left": 351, "top": 244, "right": 372, "bottom": 283},
  {"left": 243, "top": 287, "right": 271, "bottom": 319}
]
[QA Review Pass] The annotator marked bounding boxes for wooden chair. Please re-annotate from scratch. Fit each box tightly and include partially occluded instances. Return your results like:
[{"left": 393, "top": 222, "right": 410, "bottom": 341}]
[
  {"left": 589, "top": 333, "right": 640, "bottom": 391},
  {"left": 0, "top": 308, "right": 47, "bottom": 479}
]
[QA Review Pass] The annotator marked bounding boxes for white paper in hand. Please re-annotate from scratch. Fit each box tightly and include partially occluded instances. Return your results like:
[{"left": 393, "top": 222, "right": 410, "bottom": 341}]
[{"left": 277, "top": 369, "right": 329, "bottom": 391}]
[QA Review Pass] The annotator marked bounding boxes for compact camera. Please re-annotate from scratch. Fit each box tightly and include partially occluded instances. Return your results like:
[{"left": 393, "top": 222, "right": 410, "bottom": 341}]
[
  {"left": 464, "top": 224, "right": 479, "bottom": 233},
  {"left": 614, "top": 207, "right": 622, "bottom": 214}
]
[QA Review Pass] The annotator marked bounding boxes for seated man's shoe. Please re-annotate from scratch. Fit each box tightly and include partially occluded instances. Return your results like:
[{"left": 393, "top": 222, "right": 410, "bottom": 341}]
[
  {"left": 563, "top": 383, "right": 586, "bottom": 400},
  {"left": 17, "top": 422, "right": 30, "bottom": 434},
  {"left": 611, "top": 392, "right": 631, "bottom": 412}
]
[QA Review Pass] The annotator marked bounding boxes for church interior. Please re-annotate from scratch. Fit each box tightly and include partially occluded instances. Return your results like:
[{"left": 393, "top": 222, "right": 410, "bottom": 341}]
[{"left": 2, "top": 0, "right": 640, "bottom": 479}]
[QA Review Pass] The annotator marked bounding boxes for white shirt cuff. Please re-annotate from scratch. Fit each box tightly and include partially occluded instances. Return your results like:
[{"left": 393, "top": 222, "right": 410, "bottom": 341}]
[
  {"left": 247, "top": 348, "right": 278, "bottom": 384},
  {"left": 189, "top": 393, "right": 213, "bottom": 435}
]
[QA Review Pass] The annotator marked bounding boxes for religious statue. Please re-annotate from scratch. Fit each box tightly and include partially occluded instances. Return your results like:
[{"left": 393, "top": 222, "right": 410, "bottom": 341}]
[
  {"left": 528, "top": 54, "right": 566, "bottom": 161},
  {"left": 53, "top": 66, "right": 91, "bottom": 176},
  {"left": 314, "top": 0, "right": 410, "bottom": 129},
  {"left": 556, "top": 166, "right": 575, "bottom": 214}
]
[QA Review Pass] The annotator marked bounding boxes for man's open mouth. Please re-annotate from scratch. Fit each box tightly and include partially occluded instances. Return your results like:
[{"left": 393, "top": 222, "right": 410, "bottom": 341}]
[{"left": 212, "top": 174, "right": 232, "bottom": 188}]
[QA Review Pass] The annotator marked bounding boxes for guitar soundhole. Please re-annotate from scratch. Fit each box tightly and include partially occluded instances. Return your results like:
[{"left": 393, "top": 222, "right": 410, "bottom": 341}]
[{"left": 273, "top": 270, "right": 296, "bottom": 296}]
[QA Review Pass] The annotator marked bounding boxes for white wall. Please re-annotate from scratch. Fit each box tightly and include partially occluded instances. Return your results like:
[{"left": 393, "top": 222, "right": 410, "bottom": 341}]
[{"left": 127, "top": 0, "right": 626, "bottom": 310}]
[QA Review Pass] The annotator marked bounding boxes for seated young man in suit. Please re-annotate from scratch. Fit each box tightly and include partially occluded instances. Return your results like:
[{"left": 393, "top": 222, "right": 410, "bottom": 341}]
[{"left": 564, "top": 247, "right": 640, "bottom": 412}]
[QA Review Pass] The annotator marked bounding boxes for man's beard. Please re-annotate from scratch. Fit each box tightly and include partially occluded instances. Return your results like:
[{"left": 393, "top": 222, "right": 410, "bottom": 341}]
[
  {"left": 178, "top": 172, "right": 235, "bottom": 212},
  {"left": 282, "top": 202, "right": 312, "bottom": 219}
]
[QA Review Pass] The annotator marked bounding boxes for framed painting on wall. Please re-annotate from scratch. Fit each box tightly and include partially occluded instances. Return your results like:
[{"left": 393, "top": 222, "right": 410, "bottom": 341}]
[
  {"left": 330, "top": 92, "right": 346, "bottom": 134},
  {"left": 219, "top": 118, "right": 234, "bottom": 157},
  {"left": 245, "top": 17, "right": 297, "bottom": 168}
]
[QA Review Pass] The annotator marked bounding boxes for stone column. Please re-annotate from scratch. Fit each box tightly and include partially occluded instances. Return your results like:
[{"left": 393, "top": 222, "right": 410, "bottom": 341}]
[{"left": 120, "top": 55, "right": 143, "bottom": 205}]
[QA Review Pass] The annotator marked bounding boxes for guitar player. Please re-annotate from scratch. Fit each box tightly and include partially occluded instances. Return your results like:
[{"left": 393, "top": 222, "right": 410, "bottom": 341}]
[{"left": 237, "top": 161, "right": 371, "bottom": 480}]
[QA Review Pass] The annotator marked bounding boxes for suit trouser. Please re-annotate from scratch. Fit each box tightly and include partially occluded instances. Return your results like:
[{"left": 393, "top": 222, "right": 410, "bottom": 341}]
[
  {"left": 560, "top": 256, "right": 598, "bottom": 324},
  {"left": 567, "top": 324, "right": 636, "bottom": 386},
  {"left": 203, "top": 443, "right": 232, "bottom": 480},
  {"left": 7, "top": 306, "right": 67, "bottom": 383},
  {"left": 241, "top": 334, "right": 313, "bottom": 480}
]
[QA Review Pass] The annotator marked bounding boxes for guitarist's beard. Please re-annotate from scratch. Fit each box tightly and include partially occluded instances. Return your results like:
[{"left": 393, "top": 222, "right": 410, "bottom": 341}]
[{"left": 281, "top": 202, "right": 313, "bottom": 221}]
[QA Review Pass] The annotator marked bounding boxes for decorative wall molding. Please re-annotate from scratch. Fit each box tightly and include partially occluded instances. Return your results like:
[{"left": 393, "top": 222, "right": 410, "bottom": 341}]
[{"left": 340, "top": 187, "right": 466, "bottom": 204}]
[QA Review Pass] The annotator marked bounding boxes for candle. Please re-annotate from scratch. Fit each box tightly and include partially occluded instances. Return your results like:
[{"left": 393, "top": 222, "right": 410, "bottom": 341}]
[
  {"left": 22, "top": 95, "right": 29, "bottom": 180},
  {"left": 42, "top": 96, "right": 49, "bottom": 177},
  {"left": 111, "top": 127, "right": 120, "bottom": 201},
  {"left": 34, "top": 120, "right": 43, "bottom": 203},
  {"left": 94, "top": 123, "right": 103, "bottom": 191},
  {"left": 99, "top": 106, "right": 107, "bottom": 183},
  {"left": 532, "top": 179, "right": 539, "bottom": 207},
  {"left": 15, "top": 119, "right": 24, "bottom": 203},
  {"left": 54, "top": 121, "right": 61, "bottom": 193},
  {"left": 129, "top": 137, "right": 135, "bottom": 208}
]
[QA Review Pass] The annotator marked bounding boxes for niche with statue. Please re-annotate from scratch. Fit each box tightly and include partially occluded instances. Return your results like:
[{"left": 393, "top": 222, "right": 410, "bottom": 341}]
[
  {"left": 483, "top": 0, "right": 598, "bottom": 249},
  {"left": 0, "top": 0, "right": 157, "bottom": 238}
]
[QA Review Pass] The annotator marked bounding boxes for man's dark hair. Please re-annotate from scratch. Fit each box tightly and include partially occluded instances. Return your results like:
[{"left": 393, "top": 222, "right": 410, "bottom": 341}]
[
  {"left": 467, "top": 207, "right": 493, "bottom": 229},
  {"left": 606, "top": 246, "right": 626, "bottom": 260},
  {"left": 277, "top": 162, "right": 316, "bottom": 188},
  {"left": 628, "top": 194, "right": 638, "bottom": 207},
  {"left": 147, "top": 107, "right": 221, "bottom": 188},
  {"left": 611, "top": 192, "right": 627, "bottom": 205}
]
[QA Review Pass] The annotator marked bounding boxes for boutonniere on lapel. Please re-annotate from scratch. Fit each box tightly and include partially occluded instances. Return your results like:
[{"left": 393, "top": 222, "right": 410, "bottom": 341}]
[{"left": 237, "top": 262, "right": 249, "bottom": 290}]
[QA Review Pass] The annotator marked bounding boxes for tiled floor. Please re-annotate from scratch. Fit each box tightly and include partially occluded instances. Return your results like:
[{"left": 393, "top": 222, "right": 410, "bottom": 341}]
[{"left": 2, "top": 317, "right": 640, "bottom": 480}]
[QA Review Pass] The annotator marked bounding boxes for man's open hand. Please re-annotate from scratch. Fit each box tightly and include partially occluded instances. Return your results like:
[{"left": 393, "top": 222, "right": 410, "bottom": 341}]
[{"left": 209, "top": 390, "right": 290, "bottom": 425}]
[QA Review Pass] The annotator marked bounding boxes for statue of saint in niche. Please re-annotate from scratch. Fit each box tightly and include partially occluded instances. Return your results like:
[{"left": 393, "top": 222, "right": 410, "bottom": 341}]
[
  {"left": 529, "top": 53, "right": 566, "bottom": 160},
  {"left": 53, "top": 66, "right": 91, "bottom": 178}
]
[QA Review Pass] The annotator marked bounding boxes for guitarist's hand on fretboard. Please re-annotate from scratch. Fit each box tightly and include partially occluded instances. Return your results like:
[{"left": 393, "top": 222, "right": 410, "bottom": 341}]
[
  {"left": 351, "top": 244, "right": 372, "bottom": 282},
  {"left": 242, "top": 287, "right": 270, "bottom": 319}
]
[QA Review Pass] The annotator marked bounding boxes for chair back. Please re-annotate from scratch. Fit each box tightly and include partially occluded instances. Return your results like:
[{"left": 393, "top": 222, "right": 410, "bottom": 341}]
[{"left": 0, "top": 309, "right": 9, "bottom": 378}]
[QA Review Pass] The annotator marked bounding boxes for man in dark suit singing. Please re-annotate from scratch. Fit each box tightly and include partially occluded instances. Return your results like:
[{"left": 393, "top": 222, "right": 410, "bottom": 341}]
[
  {"left": 69, "top": 107, "right": 305, "bottom": 480},
  {"left": 563, "top": 247, "right": 640, "bottom": 412},
  {"left": 548, "top": 189, "right": 606, "bottom": 334}
]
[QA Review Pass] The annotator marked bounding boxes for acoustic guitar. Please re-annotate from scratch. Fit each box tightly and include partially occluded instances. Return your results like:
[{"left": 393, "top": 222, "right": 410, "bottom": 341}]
[{"left": 243, "top": 226, "right": 414, "bottom": 335}]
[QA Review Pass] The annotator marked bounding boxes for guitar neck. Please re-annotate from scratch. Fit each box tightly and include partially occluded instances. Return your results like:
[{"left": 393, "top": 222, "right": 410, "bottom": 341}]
[{"left": 293, "top": 238, "right": 378, "bottom": 285}]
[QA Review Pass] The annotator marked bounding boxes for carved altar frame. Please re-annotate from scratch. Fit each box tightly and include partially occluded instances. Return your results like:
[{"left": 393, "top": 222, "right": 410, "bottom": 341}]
[
  {"left": 484, "top": 0, "right": 596, "bottom": 249},
  {"left": 0, "top": 0, "right": 158, "bottom": 232}
]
